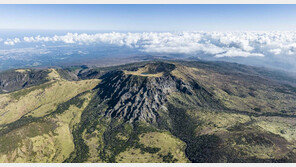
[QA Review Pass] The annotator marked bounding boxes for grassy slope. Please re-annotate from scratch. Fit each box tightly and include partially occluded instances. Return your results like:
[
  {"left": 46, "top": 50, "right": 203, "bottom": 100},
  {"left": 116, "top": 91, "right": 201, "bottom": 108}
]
[
  {"left": 123, "top": 66, "right": 163, "bottom": 77},
  {"left": 168, "top": 63, "right": 296, "bottom": 162},
  {"left": 0, "top": 93, "right": 93, "bottom": 162},
  {"left": 0, "top": 69, "right": 100, "bottom": 125},
  {"left": 116, "top": 131, "right": 188, "bottom": 163},
  {"left": 0, "top": 67, "right": 188, "bottom": 163},
  {"left": 1, "top": 61, "right": 296, "bottom": 163},
  {"left": 0, "top": 70, "right": 100, "bottom": 162}
]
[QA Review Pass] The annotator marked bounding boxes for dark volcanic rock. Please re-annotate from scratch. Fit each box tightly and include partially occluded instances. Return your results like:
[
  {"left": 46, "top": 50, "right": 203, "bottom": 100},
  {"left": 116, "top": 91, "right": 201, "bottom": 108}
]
[
  {"left": 95, "top": 65, "right": 193, "bottom": 123},
  {"left": 77, "top": 69, "right": 103, "bottom": 80},
  {"left": 0, "top": 69, "right": 50, "bottom": 93}
]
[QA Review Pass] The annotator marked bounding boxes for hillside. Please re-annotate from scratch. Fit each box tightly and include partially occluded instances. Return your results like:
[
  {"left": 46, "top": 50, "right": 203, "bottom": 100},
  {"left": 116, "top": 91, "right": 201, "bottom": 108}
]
[{"left": 0, "top": 60, "right": 296, "bottom": 163}]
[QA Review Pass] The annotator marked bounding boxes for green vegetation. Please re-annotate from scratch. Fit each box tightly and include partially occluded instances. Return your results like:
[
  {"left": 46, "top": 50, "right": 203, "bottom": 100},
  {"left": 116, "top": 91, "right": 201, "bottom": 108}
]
[
  {"left": 0, "top": 69, "right": 50, "bottom": 94},
  {"left": 0, "top": 90, "right": 93, "bottom": 162},
  {"left": 123, "top": 65, "right": 164, "bottom": 77},
  {"left": 1, "top": 60, "right": 296, "bottom": 162},
  {"left": 10, "top": 82, "right": 55, "bottom": 100},
  {"left": 0, "top": 78, "right": 100, "bottom": 125}
]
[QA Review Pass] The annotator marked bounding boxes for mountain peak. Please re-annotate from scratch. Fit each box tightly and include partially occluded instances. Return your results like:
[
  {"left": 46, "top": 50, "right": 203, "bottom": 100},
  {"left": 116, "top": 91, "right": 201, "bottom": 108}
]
[
  {"left": 1, "top": 60, "right": 296, "bottom": 162},
  {"left": 94, "top": 62, "right": 195, "bottom": 123}
]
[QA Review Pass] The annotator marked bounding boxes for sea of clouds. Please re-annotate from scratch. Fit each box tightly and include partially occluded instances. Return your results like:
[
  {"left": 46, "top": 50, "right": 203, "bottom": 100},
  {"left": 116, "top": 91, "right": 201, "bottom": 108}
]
[
  {"left": 2, "top": 31, "right": 296, "bottom": 72},
  {"left": 3, "top": 31, "right": 296, "bottom": 58}
]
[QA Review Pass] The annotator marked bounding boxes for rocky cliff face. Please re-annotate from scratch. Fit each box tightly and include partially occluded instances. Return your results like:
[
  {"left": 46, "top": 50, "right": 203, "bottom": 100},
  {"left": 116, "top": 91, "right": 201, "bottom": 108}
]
[
  {"left": 97, "top": 73, "right": 187, "bottom": 123},
  {"left": 1, "top": 60, "right": 296, "bottom": 163},
  {"left": 94, "top": 63, "right": 190, "bottom": 123},
  {"left": 0, "top": 69, "right": 49, "bottom": 93},
  {"left": 93, "top": 62, "right": 216, "bottom": 123}
]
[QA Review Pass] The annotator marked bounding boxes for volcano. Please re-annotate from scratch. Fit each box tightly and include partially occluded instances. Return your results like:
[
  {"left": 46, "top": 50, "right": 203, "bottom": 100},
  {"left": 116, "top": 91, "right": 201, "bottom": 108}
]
[{"left": 1, "top": 60, "right": 296, "bottom": 163}]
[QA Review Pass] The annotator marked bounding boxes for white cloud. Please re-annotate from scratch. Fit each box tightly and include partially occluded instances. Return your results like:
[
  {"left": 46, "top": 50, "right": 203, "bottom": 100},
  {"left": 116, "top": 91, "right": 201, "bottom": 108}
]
[
  {"left": 3, "top": 31, "right": 296, "bottom": 58},
  {"left": 4, "top": 38, "right": 21, "bottom": 45},
  {"left": 215, "top": 48, "right": 264, "bottom": 58},
  {"left": 270, "top": 48, "right": 282, "bottom": 55}
]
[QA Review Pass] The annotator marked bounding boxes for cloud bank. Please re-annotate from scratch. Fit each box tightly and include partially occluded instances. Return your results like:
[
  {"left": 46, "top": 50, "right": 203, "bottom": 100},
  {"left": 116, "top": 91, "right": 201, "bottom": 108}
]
[
  {"left": 2, "top": 31, "right": 296, "bottom": 59},
  {"left": 4, "top": 38, "right": 21, "bottom": 45}
]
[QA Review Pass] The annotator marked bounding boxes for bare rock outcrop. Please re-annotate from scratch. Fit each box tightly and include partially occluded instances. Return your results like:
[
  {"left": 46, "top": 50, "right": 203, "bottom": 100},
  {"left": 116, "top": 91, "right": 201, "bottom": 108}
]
[{"left": 95, "top": 63, "right": 194, "bottom": 123}]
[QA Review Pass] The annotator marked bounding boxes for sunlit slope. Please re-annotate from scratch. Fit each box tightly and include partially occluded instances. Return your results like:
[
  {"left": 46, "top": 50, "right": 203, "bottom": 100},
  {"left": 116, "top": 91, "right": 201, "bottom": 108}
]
[
  {"left": 167, "top": 63, "right": 296, "bottom": 162},
  {"left": 0, "top": 92, "right": 94, "bottom": 162},
  {"left": 0, "top": 69, "right": 100, "bottom": 125},
  {"left": 0, "top": 69, "right": 100, "bottom": 162},
  {"left": 0, "top": 61, "right": 296, "bottom": 163},
  {"left": 77, "top": 119, "right": 189, "bottom": 163}
]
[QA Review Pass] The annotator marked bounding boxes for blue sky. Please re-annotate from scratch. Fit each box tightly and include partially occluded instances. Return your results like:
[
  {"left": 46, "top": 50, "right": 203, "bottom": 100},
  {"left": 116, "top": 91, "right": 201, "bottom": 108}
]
[{"left": 0, "top": 5, "right": 296, "bottom": 31}]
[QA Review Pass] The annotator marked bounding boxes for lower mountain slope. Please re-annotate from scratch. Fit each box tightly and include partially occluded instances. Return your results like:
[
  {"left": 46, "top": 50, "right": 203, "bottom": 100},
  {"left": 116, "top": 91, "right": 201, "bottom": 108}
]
[{"left": 0, "top": 60, "right": 296, "bottom": 163}]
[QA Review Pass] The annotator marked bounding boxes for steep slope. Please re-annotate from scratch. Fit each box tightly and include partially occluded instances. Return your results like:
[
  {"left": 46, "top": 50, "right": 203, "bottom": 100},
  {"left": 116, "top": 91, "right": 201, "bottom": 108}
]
[
  {"left": 0, "top": 60, "right": 296, "bottom": 163},
  {"left": 92, "top": 62, "right": 218, "bottom": 123},
  {"left": 0, "top": 69, "right": 50, "bottom": 93},
  {"left": 167, "top": 62, "right": 296, "bottom": 162}
]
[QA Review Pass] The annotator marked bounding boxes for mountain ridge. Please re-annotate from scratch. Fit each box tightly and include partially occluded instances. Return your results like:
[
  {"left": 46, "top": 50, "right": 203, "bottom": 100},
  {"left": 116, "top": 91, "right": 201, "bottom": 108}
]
[{"left": 0, "top": 60, "right": 296, "bottom": 163}]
